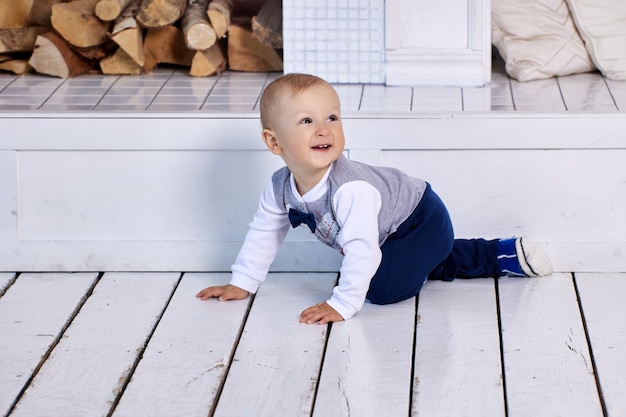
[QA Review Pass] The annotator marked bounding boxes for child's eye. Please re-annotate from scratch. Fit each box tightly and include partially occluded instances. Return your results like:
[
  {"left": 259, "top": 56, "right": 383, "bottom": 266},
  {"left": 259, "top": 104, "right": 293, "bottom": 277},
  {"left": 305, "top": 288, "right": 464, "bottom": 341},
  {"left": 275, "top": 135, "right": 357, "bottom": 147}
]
[
  {"left": 301, "top": 118, "right": 312, "bottom": 124},
  {"left": 328, "top": 115, "right": 339, "bottom": 122}
]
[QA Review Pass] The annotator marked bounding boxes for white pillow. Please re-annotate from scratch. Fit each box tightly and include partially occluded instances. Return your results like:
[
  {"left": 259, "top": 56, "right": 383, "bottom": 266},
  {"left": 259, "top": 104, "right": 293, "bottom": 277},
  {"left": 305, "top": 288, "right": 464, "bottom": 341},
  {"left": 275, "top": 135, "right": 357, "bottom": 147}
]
[
  {"left": 492, "top": 0, "right": 595, "bottom": 81},
  {"left": 565, "top": 0, "right": 626, "bottom": 80}
]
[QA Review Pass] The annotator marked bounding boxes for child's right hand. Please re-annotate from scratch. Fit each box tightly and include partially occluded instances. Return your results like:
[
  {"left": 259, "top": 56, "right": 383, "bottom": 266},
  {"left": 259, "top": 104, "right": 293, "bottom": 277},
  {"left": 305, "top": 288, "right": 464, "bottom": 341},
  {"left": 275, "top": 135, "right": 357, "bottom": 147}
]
[{"left": 196, "top": 284, "right": 249, "bottom": 302}]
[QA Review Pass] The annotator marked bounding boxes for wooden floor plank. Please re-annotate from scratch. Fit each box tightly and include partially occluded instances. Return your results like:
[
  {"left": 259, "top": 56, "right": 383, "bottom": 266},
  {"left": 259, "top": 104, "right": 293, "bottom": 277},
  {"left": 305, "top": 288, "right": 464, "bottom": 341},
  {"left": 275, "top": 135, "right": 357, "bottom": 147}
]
[
  {"left": 0, "top": 272, "right": 16, "bottom": 295},
  {"left": 557, "top": 72, "right": 618, "bottom": 112},
  {"left": 412, "top": 279, "right": 505, "bottom": 417},
  {"left": 605, "top": 78, "right": 626, "bottom": 111},
  {"left": 313, "top": 297, "right": 415, "bottom": 417},
  {"left": 0, "top": 273, "right": 98, "bottom": 417},
  {"left": 113, "top": 273, "right": 252, "bottom": 417},
  {"left": 576, "top": 273, "right": 626, "bottom": 417},
  {"left": 10, "top": 272, "right": 180, "bottom": 417},
  {"left": 499, "top": 274, "right": 603, "bottom": 417},
  {"left": 213, "top": 273, "right": 337, "bottom": 417},
  {"left": 510, "top": 76, "right": 565, "bottom": 111}
]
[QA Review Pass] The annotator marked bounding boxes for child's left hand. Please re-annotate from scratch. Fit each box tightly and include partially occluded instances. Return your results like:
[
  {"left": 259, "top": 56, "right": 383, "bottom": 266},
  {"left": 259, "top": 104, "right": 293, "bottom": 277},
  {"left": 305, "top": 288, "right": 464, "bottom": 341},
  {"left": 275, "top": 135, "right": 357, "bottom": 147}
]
[{"left": 299, "top": 302, "right": 344, "bottom": 325}]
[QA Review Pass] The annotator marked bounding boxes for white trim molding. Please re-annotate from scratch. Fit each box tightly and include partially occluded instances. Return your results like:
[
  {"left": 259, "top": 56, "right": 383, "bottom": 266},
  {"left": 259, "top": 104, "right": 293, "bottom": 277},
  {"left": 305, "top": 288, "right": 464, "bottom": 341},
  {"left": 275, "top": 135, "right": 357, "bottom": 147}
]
[{"left": 385, "top": 0, "right": 491, "bottom": 86}]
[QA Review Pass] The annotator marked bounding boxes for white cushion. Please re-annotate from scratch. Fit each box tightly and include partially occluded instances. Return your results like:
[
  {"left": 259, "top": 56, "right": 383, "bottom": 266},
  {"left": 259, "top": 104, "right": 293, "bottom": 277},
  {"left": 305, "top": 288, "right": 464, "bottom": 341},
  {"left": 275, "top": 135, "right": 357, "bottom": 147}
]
[
  {"left": 565, "top": 0, "right": 626, "bottom": 80},
  {"left": 492, "top": 0, "right": 595, "bottom": 81}
]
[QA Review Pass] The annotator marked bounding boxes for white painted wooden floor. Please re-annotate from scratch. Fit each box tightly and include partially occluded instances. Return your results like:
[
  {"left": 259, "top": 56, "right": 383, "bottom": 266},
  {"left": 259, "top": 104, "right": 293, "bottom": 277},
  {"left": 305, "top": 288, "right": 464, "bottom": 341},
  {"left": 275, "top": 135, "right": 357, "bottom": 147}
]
[{"left": 1, "top": 271, "right": 625, "bottom": 417}]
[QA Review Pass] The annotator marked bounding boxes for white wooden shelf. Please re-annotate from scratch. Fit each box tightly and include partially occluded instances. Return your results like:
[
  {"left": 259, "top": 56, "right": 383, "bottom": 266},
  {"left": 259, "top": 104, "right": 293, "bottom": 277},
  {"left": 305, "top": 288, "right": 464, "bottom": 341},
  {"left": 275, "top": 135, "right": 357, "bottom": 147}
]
[
  {"left": 1, "top": 59, "right": 625, "bottom": 272},
  {"left": 1, "top": 59, "right": 624, "bottom": 112}
]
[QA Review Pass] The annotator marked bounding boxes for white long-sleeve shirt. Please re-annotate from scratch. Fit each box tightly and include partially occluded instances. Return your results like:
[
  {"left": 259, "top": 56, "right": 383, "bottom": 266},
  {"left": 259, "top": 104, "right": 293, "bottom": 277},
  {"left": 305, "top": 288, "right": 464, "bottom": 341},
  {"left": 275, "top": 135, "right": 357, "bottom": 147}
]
[{"left": 230, "top": 156, "right": 425, "bottom": 320}]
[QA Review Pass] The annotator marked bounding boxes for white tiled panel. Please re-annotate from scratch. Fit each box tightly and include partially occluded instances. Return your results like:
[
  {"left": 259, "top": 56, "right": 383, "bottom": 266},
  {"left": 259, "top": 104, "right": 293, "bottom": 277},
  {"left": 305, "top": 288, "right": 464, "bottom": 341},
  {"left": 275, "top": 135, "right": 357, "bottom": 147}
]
[{"left": 282, "top": 0, "right": 386, "bottom": 84}]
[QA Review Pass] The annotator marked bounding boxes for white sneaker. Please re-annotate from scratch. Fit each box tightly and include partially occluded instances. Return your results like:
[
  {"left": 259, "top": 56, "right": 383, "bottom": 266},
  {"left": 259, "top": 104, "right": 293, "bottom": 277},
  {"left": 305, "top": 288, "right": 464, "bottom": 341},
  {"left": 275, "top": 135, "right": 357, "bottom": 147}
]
[{"left": 515, "top": 237, "right": 553, "bottom": 277}]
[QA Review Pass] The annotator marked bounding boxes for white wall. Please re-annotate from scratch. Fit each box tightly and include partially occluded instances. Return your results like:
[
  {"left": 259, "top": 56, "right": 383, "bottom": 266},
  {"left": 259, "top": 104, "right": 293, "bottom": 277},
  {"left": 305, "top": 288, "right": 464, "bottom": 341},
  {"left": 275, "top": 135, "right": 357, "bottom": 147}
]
[{"left": 1, "top": 113, "right": 625, "bottom": 272}]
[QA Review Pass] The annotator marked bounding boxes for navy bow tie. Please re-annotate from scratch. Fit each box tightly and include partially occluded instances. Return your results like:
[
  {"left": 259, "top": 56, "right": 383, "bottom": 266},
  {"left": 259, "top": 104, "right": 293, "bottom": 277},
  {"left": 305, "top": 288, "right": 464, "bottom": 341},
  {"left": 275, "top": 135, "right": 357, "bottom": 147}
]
[{"left": 288, "top": 208, "right": 316, "bottom": 233}]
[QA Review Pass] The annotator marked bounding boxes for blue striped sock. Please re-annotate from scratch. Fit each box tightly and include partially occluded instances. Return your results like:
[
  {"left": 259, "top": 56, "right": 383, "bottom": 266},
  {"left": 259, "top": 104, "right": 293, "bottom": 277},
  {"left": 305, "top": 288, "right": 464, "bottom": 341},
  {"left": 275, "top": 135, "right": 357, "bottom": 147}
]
[{"left": 497, "top": 238, "right": 525, "bottom": 277}]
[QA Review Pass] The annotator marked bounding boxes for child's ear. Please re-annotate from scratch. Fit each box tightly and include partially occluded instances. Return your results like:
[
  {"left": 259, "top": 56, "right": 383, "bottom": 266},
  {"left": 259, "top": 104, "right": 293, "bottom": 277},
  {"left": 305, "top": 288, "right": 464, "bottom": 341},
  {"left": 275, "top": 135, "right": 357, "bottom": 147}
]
[{"left": 262, "top": 129, "right": 282, "bottom": 155}]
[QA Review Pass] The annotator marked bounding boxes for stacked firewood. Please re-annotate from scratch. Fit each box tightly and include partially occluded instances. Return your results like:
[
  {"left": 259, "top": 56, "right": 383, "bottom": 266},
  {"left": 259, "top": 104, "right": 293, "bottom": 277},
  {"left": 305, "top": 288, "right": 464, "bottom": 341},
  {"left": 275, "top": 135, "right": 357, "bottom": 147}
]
[{"left": 0, "top": 0, "right": 282, "bottom": 77}]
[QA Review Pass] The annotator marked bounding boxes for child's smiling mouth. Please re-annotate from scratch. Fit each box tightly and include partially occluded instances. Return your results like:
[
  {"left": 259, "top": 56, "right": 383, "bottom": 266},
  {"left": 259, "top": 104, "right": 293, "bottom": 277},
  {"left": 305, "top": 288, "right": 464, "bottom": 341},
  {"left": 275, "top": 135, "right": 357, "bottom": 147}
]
[{"left": 312, "top": 144, "right": 331, "bottom": 149}]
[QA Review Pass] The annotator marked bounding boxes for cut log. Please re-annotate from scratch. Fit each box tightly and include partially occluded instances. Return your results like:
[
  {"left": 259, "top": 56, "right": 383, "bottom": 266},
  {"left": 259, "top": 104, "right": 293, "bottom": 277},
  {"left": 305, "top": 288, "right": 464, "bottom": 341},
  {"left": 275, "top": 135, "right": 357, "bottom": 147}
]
[
  {"left": 252, "top": 0, "right": 282, "bottom": 49},
  {"left": 206, "top": 0, "right": 232, "bottom": 39},
  {"left": 73, "top": 43, "right": 113, "bottom": 60},
  {"left": 95, "top": 0, "right": 135, "bottom": 21},
  {"left": 190, "top": 41, "right": 225, "bottom": 76},
  {"left": 110, "top": 9, "right": 144, "bottom": 66},
  {"left": 227, "top": 23, "right": 282, "bottom": 72},
  {"left": 0, "top": 0, "right": 33, "bottom": 29},
  {"left": 136, "top": 0, "right": 187, "bottom": 28},
  {"left": 0, "top": 56, "right": 33, "bottom": 75},
  {"left": 231, "top": 0, "right": 264, "bottom": 17},
  {"left": 182, "top": 0, "right": 216, "bottom": 51},
  {"left": 27, "top": 0, "right": 63, "bottom": 27},
  {"left": 28, "top": 32, "right": 93, "bottom": 77},
  {"left": 51, "top": 0, "right": 111, "bottom": 48},
  {"left": 0, "top": 26, "right": 48, "bottom": 53},
  {"left": 100, "top": 46, "right": 141, "bottom": 74},
  {"left": 119, "top": 0, "right": 141, "bottom": 16},
  {"left": 143, "top": 25, "right": 194, "bottom": 71}
]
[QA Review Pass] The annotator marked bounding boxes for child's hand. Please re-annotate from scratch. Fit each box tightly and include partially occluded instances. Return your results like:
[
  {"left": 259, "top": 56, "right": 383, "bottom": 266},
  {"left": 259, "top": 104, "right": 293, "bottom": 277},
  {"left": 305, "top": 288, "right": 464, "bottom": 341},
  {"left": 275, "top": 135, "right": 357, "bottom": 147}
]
[
  {"left": 299, "top": 302, "right": 344, "bottom": 325},
  {"left": 196, "top": 284, "right": 249, "bottom": 302}
]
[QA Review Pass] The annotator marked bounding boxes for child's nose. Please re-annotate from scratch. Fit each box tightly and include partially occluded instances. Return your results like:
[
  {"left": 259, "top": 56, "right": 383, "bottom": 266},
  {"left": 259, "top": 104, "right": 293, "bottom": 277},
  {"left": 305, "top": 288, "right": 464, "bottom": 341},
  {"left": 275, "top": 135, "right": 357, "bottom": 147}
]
[{"left": 316, "top": 124, "right": 329, "bottom": 136}]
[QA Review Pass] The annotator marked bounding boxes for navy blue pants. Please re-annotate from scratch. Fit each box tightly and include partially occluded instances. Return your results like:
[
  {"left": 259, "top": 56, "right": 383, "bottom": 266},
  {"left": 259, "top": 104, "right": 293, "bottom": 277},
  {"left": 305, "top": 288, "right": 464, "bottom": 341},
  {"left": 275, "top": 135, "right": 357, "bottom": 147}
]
[{"left": 366, "top": 183, "right": 501, "bottom": 305}]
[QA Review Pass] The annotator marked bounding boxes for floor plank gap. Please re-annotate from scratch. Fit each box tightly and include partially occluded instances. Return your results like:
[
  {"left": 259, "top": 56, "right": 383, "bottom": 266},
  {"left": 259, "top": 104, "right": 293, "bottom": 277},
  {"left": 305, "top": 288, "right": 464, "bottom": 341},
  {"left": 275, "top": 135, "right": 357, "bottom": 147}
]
[
  {"left": 572, "top": 273, "right": 609, "bottom": 417},
  {"left": 0, "top": 272, "right": 18, "bottom": 297},
  {"left": 407, "top": 295, "right": 419, "bottom": 417},
  {"left": 1, "top": 272, "right": 102, "bottom": 416},
  {"left": 575, "top": 273, "right": 626, "bottom": 416},
  {"left": 495, "top": 277, "right": 510, "bottom": 417},
  {"left": 209, "top": 292, "right": 257, "bottom": 417},
  {"left": 6, "top": 273, "right": 101, "bottom": 415},
  {"left": 106, "top": 273, "right": 184, "bottom": 417},
  {"left": 308, "top": 321, "right": 333, "bottom": 417},
  {"left": 10, "top": 272, "right": 181, "bottom": 417},
  {"left": 498, "top": 274, "right": 604, "bottom": 417}
]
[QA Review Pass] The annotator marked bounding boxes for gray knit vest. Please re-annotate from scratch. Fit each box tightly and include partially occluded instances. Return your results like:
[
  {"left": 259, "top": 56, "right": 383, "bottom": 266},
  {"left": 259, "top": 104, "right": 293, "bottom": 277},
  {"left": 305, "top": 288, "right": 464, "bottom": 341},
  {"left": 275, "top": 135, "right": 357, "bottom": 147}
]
[{"left": 272, "top": 155, "right": 426, "bottom": 251}]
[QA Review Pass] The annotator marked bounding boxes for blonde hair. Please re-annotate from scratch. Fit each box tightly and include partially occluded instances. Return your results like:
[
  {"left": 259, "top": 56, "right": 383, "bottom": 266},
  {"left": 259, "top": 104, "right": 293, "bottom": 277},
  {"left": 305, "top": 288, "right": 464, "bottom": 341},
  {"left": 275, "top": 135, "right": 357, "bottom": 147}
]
[{"left": 259, "top": 73, "right": 329, "bottom": 129}]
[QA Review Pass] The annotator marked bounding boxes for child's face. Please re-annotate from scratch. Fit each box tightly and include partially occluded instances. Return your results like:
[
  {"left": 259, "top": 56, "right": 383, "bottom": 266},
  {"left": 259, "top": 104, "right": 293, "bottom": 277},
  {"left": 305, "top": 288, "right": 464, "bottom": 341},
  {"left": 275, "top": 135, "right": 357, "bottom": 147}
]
[{"left": 262, "top": 83, "right": 345, "bottom": 185}]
